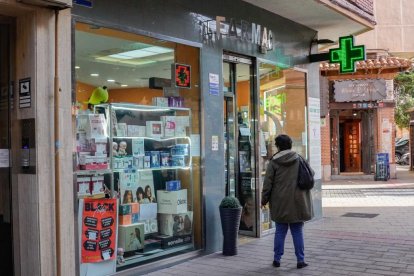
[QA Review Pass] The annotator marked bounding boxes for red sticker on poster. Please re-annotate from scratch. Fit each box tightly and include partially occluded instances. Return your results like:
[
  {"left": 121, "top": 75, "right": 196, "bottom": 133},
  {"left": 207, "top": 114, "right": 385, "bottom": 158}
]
[
  {"left": 175, "top": 63, "right": 191, "bottom": 88},
  {"left": 81, "top": 198, "right": 117, "bottom": 263}
]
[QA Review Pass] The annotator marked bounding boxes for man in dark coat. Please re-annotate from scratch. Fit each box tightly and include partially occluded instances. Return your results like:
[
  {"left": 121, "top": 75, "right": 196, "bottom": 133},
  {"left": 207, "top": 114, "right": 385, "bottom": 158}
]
[{"left": 261, "top": 134, "right": 314, "bottom": 269}]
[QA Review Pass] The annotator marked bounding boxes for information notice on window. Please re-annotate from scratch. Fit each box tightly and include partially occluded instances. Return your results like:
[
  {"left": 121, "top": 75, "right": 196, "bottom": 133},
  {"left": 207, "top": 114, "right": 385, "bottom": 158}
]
[
  {"left": 81, "top": 198, "right": 117, "bottom": 263},
  {"left": 308, "top": 97, "right": 321, "bottom": 180}
]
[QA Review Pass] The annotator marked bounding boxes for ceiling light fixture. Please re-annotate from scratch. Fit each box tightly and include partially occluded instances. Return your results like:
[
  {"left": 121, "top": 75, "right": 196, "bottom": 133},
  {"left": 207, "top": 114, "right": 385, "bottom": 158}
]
[
  {"left": 108, "top": 46, "right": 173, "bottom": 60},
  {"left": 121, "top": 84, "right": 128, "bottom": 87},
  {"left": 90, "top": 73, "right": 99, "bottom": 77},
  {"left": 107, "top": 79, "right": 115, "bottom": 82},
  {"left": 75, "top": 66, "right": 80, "bottom": 69}
]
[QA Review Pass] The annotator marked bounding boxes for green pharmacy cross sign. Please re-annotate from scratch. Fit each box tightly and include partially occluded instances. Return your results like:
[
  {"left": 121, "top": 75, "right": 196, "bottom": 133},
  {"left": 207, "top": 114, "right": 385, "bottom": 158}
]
[{"left": 329, "top": 35, "right": 366, "bottom": 73}]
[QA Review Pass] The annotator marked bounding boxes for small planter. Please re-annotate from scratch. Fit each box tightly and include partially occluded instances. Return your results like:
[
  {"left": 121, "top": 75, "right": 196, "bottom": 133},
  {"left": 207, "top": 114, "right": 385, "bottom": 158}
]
[
  {"left": 220, "top": 207, "right": 242, "bottom": 256},
  {"left": 219, "top": 196, "right": 242, "bottom": 256}
]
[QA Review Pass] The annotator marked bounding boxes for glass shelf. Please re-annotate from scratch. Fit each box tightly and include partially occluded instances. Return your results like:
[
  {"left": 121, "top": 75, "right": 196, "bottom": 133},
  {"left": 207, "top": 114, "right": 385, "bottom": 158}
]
[
  {"left": 94, "top": 103, "right": 190, "bottom": 112},
  {"left": 113, "top": 166, "right": 191, "bottom": 173},
  {"left": 113, "top": 136, "right": 190, "bottom": 141},
  {"left": 74, "top": 169, "right": 112, "bottom": 176}
]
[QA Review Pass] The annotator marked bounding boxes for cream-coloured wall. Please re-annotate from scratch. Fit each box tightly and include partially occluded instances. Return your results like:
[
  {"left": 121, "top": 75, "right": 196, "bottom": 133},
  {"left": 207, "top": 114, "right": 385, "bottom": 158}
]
[{"left": 356, "top": 0, "right": 414, "bottom": 57}]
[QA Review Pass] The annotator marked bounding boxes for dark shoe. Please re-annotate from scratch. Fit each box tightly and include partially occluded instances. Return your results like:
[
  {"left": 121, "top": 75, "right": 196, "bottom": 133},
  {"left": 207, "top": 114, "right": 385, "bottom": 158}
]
[
  {"left": 273, "top": 261, "right": 280, "bottom": 267},
  {"left": 297, "top": 262, "right": 308, "bottom": 269}
]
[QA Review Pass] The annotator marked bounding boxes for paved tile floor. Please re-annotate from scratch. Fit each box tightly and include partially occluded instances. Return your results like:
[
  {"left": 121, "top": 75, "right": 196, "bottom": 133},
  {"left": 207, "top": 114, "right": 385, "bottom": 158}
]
[{"left": 144, "top": 167, "right": 414, "bottom": 276}]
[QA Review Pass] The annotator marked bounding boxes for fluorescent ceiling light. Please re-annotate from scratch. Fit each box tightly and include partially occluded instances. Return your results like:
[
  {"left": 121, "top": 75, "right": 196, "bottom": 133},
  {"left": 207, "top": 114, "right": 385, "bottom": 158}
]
[
  {"left": 108, "top": 46, "right": 173, "bottom": 60},
  {"left": 90, "top": 73, "right": 99, "bottom": 77},
  {"left": 75, "top": 66, "right": 80, "bottom": 69},
  {"left": 107, "top": 79, "right": 115, "bottom": 82},
  {"left": 121, "top": 84, "right": 128, "bottom": 87}
]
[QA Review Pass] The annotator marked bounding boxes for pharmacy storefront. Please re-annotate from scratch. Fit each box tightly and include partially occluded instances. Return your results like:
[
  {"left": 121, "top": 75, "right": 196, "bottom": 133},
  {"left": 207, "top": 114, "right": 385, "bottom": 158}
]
[{"left": 72, "top": 0, "right": 322, "bottom": 274}]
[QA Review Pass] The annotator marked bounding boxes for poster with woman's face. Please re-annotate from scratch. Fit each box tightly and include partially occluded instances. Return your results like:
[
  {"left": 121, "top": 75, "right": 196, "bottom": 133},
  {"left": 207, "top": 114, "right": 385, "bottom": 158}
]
[{"left": 119, "top": 171, "right": 155, "bottom": 203}]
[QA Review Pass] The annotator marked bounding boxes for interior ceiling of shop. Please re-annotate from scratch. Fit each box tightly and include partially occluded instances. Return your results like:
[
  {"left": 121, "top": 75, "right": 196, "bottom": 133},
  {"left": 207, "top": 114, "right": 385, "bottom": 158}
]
[
  {"left": 243, "top": 0, "right": 371, "bottom": 43},
  {"left": 75, "top": 31, "right": 174, "bottom": 89}
]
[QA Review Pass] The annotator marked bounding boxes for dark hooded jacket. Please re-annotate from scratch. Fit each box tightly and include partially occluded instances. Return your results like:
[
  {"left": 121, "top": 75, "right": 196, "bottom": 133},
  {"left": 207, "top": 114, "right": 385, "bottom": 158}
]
[{"left": 261, "top": 149, "right": 314, "bottom": 223}]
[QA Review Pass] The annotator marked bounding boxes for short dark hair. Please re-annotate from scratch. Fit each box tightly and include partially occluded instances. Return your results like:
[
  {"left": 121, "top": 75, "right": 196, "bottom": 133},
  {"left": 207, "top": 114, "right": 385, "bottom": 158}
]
[{"left": 275, "top": 134, "right": 292, "bottom": 151}]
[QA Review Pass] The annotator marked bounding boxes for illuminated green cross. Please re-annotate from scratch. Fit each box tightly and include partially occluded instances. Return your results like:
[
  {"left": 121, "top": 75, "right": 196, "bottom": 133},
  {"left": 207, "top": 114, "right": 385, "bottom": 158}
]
[{"left": 329, "top": 35, "right": 365, "bottom": 73}]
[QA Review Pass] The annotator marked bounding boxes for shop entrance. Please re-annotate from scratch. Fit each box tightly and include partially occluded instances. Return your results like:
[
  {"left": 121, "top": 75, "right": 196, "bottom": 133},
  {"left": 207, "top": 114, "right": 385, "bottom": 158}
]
[
  {"left": 223, "top": 53, "right": 257, "bottom": 237},
  {"left": 339, "top": 111, "right": 362, "bottom": 173},
  {"left": 0, "top": 19, "right": 13, "bottom": 275}
]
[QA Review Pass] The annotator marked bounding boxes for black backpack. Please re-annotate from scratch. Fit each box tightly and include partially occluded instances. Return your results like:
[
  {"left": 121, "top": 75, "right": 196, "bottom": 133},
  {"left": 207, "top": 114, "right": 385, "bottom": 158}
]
[{"left": 297, "top": 156, "right": 314, "bottom": 190}]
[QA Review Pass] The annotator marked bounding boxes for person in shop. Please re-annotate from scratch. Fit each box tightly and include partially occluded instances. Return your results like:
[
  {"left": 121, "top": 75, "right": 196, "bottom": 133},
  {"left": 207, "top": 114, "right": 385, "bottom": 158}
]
[
  {"left": 261, "top": 134, "right": 314, "bottom": 269},
  {"left": 144, "top": 185, "right": 156, "bottom": 203}
]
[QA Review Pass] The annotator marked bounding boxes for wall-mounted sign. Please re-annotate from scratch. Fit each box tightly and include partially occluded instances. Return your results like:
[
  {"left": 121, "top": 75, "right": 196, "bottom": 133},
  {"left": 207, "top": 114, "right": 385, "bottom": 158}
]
[
  {"left": 19, "top": 78, "right": 31, "bottom": 109},
  {"left": 334, "top": 79, "right": 387, "bottom": 102},
  {"left": 173, "top": 63, "right": 191, "bottom": 89},
  {"left": 209, "top": 73, "right": 219, "bottom": 95},
  {"left": 329, "top": 36, "right": 365, "bottom": 73},
  {"left": 74, "top": 0, "right": 92, "bottom": 8},
  {"left": 200, "top": 16, "right": 273, "bottom": 52}
]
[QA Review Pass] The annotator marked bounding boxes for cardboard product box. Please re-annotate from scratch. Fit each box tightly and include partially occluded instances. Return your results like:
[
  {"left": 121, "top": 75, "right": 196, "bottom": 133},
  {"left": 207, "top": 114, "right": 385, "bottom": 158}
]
[
  {"left": 156, "top": 234, "right": 192, "bottom": 249},
  {"left": 165, "top": 180, "right": 181, "bottom": 191},
  {"left": 140, "top": 219, "right": 158, "bottom": 234},
  {"left": 131, "top": 213, "right": 140, "bottom": 224},
  {"left": 171, "top": 144, "right": 189, "bottom": 156},
  {"left": 76, "top": 132, "right": 91, "bottom": 152},
  {"left": 77, "top": 177, "right": 91, "bottom": 197},
  {"left": 152, "top": 97, "right": 168, "bottom": 107},
  {"left": 160, "top": 152, "right": 171, "bottom": 167},
  {"left": 159, "top": 211, "right": 193, "bottom": 236},
  {"left": 171, "top": 155, "right": 185, "bottom": 167},
  {"left": 86, "top": 114, "right": 108, "bottom": 139},
  {"left": 146, "top": 121, "right": 163, "bottom": 138},
  {"left": 150, "top": 151, "right": 160, "bottom": 168},
  {"left": 81, "top": 155, "right": 108, "bottom": 170},
  {"left": 139, "top": 203, "right": 158, "bottom": 220},
  {"left": 119, "top": 214, "right": 132, "bottom": 225},
  {"left": 130, "top": 203, "right": 140, "bottom": 213},
  {"left": 157, "top": 189, "right": 188, "bottom": 214},
  {"left": 161, "top": 116, "right": 176, "bottom": 137},
  {"left": 119, "top": 204, "right": 132, "bottom": 216},
  {"left": 78, "top": 152, "right": 91, "bottom": 166},
  {"left": 90, "top": 138, "right": 107, "bottom": 155},
  {"left": 91, "top": 176, "right": 105, "bottom": 195},
  {"left": 128, "top": 125, "right": 146, "bottom": 137},
  {"left": 113, "top": 156, "right": 133, "bottom": 170},
  {"left": 116, "top": 123, "right": 127, "bottom": 137},
  {"left": 133, "top": 156, "right": 144, "bottom": 169},
  {"left": 175, "top": 116, "right": 189, "bottom": 137},
  {"left": 132, "top": 139, "right": 145, "bottom": 157},
  {"left": 143, "top": 155, "right": 151, "bottom": 168},
  {"left": 118, "top": 223, "right": 145, "bottom": 252}
]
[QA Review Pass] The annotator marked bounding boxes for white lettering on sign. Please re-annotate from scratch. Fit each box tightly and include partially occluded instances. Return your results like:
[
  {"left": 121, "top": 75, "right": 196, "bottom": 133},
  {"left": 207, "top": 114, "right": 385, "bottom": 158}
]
[{"left": 200, "top": 16, "right": 274, "bottom": 51}]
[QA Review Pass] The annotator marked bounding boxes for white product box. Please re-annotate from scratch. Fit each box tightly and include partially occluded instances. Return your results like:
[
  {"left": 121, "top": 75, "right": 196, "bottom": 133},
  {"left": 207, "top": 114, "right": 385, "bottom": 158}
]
[
  {"left": 152, "top": 97, "right": 169, "bottom": 107},
  {"left": 146, "top": 121, "right": 164, "bottom": 138},
  {"left": 140, "top": 219, "right": 158, "bottom": 234},
  {"left": 116, "top": 123, "right": 127, "bottom": 137},
  {"left": 127, "top": 125, "right": 146, "bottom": 137},
  {"left": 86, "top": 114, "right": 108, "bottom": 139},
  {"left": 161, "top": 116, "right": 176, "bottom": 137},
  {"left": 175, "top": 116, "right": 190, "bottom": 137},
  {"left": 91, "top": 176, "right": 105, "bottom": 195},
  {"left": 139, "top": 203, "right": 158, "bottom": 220},
  {"left": 118, "top": 223, "right": 145, "bottom": 252},
  {"left": 77, "top": 177, "right": 91, "bottom": 197},
  {"left": 132, "top": 139, "right": 145, "bottom": 157},
  {"left": 91, "top": 138, "right": 107, "bottom": 155},
  {"left": 159, "top": 212, "right": 193, "bottom": 236},
  {"left": 157, "top": 189, "right": 188, "bottom": 214}
]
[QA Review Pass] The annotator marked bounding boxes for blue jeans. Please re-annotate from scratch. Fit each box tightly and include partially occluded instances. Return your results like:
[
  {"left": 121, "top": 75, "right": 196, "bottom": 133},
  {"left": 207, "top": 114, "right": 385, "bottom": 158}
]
[{"left": 274, "top": 222, "right": 305, "bottom": 262}]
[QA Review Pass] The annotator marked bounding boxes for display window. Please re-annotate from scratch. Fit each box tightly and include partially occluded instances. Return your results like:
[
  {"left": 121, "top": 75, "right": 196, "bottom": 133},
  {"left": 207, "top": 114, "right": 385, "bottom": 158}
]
[
  {"left": 258, "top": 63, "right": 308, "bottom": 232},
  {"left": 72, "top": 22, "right": 201, "bottom": 272}
]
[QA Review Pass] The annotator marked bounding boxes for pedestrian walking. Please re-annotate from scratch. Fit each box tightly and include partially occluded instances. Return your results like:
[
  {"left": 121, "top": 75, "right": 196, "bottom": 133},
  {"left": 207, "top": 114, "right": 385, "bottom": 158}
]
[{"left": 261, "top": 134, "right": 314, "bottom": 269}]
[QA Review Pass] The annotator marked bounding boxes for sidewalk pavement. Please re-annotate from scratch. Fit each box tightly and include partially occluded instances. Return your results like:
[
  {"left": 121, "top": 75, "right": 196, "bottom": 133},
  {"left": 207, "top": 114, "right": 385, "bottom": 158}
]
[{"left": 145, "top": 167, "right": 414, "bottom": 276}]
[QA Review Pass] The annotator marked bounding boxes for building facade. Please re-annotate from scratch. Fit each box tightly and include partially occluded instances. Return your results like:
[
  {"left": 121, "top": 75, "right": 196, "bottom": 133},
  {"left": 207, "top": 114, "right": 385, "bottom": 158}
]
[{"left": 0, "top": 0, "right": 373, "bottom": 275}]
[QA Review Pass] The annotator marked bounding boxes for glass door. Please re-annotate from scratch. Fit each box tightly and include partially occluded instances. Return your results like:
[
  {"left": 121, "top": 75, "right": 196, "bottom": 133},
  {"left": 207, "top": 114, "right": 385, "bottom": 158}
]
[
  {"left": 0, "top": 20, "right": 13, "bottom": 275},
  {"left": 223, "top": 54, "right": 257, "bottom": 236}
]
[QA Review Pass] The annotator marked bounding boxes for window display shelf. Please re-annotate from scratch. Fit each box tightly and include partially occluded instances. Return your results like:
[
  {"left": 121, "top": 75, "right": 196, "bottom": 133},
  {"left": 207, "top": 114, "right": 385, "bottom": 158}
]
[
  {"left": 113, "top": 136, "right": 190, "bottom": 141},
  {"left": 95, "top": 103, "right": 190, "bottom": 112},
  {"left": 74, "top": 169, "right": 112, "bottom": 176},
  {"left": 113, "top": 166, "right": 191, "bottom": 173}
]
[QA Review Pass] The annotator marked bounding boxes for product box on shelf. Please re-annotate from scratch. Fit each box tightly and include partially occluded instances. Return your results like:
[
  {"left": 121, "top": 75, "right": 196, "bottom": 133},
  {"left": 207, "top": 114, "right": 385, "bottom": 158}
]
[
  {"left": 157, "top": 189, "right": 187, "bottom": 214},
  {"left": 146, "top": 121, "right": 164, "bottom": 138},
  {"left": 132, "top": 139, "right": 145, "bottom": 157},
  {"left": 127, "top": 125, "right": 146, "bottom": 137},
  {"left": 171, "top": 155, "right": 185, "bottom": 167},
  {"left": 139, "top": 203, "right": 158, "bottom": 220},
  {"left": 140, "top": 219, "right": 158, "bottom": 234},
  {"left": 79, "top": 154, "right": 108, "bottom": 170},
  {"left": 90, "top": 138, "right": 107, "bottom": 155},
  {"left": 133, "top": 156, "right": 144, "bottom": 169},
  {"left": 175, "top": 116, "right": 189, "bottom": 137},
  {"left": 119, "top": 204, "right": 132, "bottom": 216},
  {"left": 119, "top": 214, "right": 132, "bottom": 225},
  {"left": 156, "top": 234, "right": 192, "bottom": 249},
  {"left": 77, "top": 177, "right": 91, "bottom": 197},
  {"left": 171, "top": 144, "right": 189, "bottom": 156},
  {"left": 116, "top": 123, "right": 127, "bottom": 137},
  {"left": 143, "top": 155, "right": 151, "bottom": 168},
  {"left": 150, "top": 151, "right": 160, "bottom": 168},
  {"left": 91, "top": 176, "right": 105, "bottom": 196},
  {"left": 167, "top": 96, "right": 184, "bottom": 108},
  {"left": 160, "top": 152, "right": 171, "bottom": 167},
  {"left": 118, "top": 223, "right": 145, "bottom": 252},
  {"left": 86, "top": 114, "right": 108, "bottom": 139},
  {"left": 131, "top": 203, "right": 140, "bottom": 213},
  {"left": 152, "top": 97, "right": 169, "bottom": 107},
  {"left": 165, "top": 180, "right": 181, "bottom": 191},
  {"left": 159, "top": 211, "right": 193, "bottom": 236},
  {"left": 161, "top": 116, "right": 176, "bottom": 137},
  {"left": 113, "top": 156, "right": 133, "bottom": 170},
  {"left": 131, "top": 213, "right": 140, "bottom": 224}
]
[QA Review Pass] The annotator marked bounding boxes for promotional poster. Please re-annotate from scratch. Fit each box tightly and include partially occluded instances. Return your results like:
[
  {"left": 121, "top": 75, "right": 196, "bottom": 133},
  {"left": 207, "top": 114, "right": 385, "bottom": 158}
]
[{"left": 81, "top": 198, "right": 117, "bottom": 263}]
